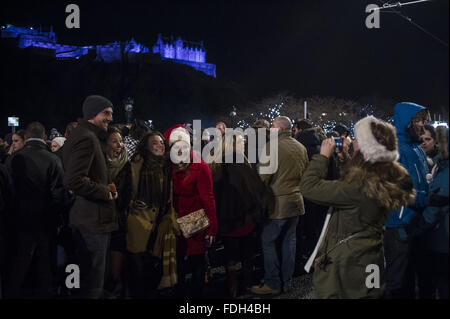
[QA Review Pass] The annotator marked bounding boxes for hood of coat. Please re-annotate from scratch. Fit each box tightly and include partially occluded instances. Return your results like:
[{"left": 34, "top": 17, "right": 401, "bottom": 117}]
[
  {"left": 342, "top": 164, "right": 416, "bottom": 210},
  {"left": 394, "top": 102, "right": 426, "bottom": 144}
]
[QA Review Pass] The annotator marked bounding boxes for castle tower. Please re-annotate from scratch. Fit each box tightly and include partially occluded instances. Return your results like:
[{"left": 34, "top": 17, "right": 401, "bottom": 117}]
[{"left": 175, "top": 37, "right": 183, "bottom": 60}]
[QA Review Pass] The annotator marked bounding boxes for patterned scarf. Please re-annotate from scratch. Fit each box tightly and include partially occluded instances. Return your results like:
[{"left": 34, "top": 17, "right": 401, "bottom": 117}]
[
  {"left": 136, "top": 153, "right": 171, "bottom": 211},
  {"left": 153, "top": 204, "right": 180, "bottom": 289}
]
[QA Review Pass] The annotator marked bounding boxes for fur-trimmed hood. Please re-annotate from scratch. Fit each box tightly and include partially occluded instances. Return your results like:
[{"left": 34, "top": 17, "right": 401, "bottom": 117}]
[
  {"left": 354, "top": 116, "right": 399, "bottom": 163},
  {"left": 342, "top": 164, "right": 416, "bottom": 210}
]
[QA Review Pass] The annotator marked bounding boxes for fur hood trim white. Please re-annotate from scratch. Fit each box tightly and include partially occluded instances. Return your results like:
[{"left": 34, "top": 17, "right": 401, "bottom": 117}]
[{"left": 354, "top": 116, "right": 399, "bottom": 163}]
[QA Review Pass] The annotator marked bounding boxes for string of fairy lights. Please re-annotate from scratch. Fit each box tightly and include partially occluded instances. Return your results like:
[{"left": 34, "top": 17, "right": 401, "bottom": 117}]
[
  {"left": 234, "top": 102, "right": 446, "bottom": 133},
  {"left": 237, "top": 103, "right": 284, "bottom": 129},
  {"left": 236, "top": 102, "right": 380, "bottom": 134}
]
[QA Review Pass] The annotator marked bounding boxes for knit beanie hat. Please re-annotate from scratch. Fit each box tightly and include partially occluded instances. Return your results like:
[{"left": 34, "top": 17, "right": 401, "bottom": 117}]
[
  {"left": 52, "top": 137, "right": 67, "bottom": 148},
  {"left": 82, "top": 95, "right": 113, "bottom": 120},
  {"left": 354, "top": 116, "right": 399, "bottom": 163},
  {"left": 49, "top": 128, "right": 62, "bottom": 141}
]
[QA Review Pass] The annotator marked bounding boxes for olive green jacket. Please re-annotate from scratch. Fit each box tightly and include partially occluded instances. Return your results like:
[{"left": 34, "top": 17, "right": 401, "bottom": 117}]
[
  {"left": 300, "top": 155, "right": 389, "bottom": 299},
  {"left": 258, "top": 129, "right": 308, "bottom": 219}
]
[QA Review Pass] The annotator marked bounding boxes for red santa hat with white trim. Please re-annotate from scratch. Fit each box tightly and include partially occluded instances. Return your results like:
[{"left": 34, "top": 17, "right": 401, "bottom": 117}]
[{"left": 164, "top": 124, "right": 191, "bottom": 147}]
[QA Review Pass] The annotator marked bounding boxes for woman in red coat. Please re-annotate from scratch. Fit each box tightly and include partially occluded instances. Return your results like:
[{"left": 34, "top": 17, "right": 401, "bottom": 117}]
[{"left": 164, "top": 125, "right": 218, "bottom": 298}]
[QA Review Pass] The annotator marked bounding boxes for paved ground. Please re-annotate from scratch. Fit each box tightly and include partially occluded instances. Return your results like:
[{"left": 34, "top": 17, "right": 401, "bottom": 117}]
[{"left": 203, "top": 264, "right": 314, "bottom": 299}]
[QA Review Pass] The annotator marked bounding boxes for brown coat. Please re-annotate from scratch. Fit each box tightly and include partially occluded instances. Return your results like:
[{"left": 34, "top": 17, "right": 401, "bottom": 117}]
[{"left": 63, "top": 120, "right": 118, "bottom": 233}]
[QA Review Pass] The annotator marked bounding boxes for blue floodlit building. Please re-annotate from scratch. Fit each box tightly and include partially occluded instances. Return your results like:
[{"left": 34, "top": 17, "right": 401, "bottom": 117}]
[
  {"left": 152, "top": 34, "right": 216, "bottom": 78},
  {"left": 1, "top": 25, "right": 216, "bottom": 78}
]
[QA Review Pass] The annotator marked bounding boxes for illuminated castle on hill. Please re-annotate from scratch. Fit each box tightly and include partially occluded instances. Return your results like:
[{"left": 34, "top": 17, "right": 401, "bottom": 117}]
[
  {"left": 1, "top": 25, "right": 216, "bottom": 78},
  {"left": 152, "top": 34, "right": 215, "bottom": 78}
]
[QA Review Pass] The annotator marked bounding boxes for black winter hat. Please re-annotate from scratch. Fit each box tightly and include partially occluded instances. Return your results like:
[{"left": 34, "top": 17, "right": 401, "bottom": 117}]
[
  {"left": 334, "top": 123, "right": 350, "bottom": 137},
  {"left": 294, "top": 119, "right": 313, "bottom": 130},
  {"left": 82, "top": 95, "right": 113, "bottom": 120}
]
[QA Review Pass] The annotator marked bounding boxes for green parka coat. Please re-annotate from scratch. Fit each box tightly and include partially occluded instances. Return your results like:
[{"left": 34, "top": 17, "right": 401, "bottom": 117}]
[
  {"left": 258, "top": 129, "right": 309, "bottom": 219},
  {"left": 300, "top": 154, "right": 415, "bottom": 299}
]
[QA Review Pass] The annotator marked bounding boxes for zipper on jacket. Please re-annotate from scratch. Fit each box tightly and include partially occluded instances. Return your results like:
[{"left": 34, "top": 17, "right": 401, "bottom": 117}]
[
  {"left": 399, "top": 206, "right": 404, "bottom": 219},
  {"left": 414, "top": 164, "right": 421, "bottom": 184},
  {"left": 314, "top": 232, "right": 360, "bottom": 268}
]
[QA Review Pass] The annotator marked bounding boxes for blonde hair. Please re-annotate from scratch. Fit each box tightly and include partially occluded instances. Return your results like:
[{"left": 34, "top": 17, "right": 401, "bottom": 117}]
[{"left": 208, "top": 134, "right": 249, "bottom": 174}]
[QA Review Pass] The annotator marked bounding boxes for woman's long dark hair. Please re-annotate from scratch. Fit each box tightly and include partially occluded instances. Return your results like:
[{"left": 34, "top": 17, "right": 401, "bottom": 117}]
[
  {"left": 135, "top": 131, "right": 168, "bottom": 160},
  {"left": 134, "top": 131, "right": 172, "bottom": 212},
  {"left": 14, "top": 129, "right": 26, "bottom": 141}
]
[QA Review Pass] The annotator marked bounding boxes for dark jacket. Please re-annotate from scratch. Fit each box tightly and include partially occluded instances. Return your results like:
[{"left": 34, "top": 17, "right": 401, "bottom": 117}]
[
  {"left": 211, "top": 160, "right": 271, "bottom": 236},
  {"left": 423, "top": 128, "right": 449, "bottom": 253},
  {"left": 63, "top": 120, "right": 118, "bottom": 233},
  {"left": 0, "top": 146, "right": 8, "bottom": 164},
  {"left": 295, "top": 128, "right": 321, "bottom": 161},
  {"left": 54, "top": 145, "right": 64, "bottom": 165},
  {"left": 0, "top": 163, "right": 12, "bottom": 266},
  {"left": 0, "top": 163, "right": 11, "bottom": 219},
  {"left": 9, "top": 139, "right": 66, "bottom": 233}
]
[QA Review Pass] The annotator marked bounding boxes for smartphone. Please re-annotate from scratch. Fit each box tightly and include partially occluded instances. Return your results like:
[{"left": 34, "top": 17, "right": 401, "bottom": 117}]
[{"left": 334, "top": 138, "right": 343, "bottom": 152}]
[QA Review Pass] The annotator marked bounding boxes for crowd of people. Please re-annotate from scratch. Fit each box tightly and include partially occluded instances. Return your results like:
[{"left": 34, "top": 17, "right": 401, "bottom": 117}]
[{"left": 0, "top": 95, "right": 448, "bottom": 299}]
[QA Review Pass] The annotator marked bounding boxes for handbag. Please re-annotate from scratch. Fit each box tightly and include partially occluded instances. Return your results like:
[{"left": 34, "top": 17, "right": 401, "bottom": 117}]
[{"left": 176, "top": 208, "right": 210, "bottom": 238}]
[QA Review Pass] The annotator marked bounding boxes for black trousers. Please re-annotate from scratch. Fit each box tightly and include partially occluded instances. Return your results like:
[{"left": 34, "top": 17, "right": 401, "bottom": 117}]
[
  {"left": 384, "top": 228, "right": 415, "bottom": 299},
  {"left": 177, "top": 253, "right": 206, "bottom": 299},
  {"left": 433, "top": 252, "right": 449, "bottom": 299},
  {"left": 414, "top": 250, "right": 448, "bottom": 299},
  {"left": 126, "top": 251, "right": 161, "bottom": 299},
  {"left": 5, "top": 231, "right": 55, "bottom": 299},
  {"left": 222, "top": 234, "right": 258, "bottom": 264},
  {"left": 384, "top": 228, "right": 433, "bottom": 299}
]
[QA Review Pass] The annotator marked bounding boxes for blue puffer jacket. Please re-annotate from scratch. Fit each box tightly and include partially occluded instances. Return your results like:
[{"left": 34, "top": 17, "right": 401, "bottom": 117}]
[
  {"left": 423, "top": 128, "right": 449, "bottom": 253},
  {"left": 386, "top": 102, "right": 430, "bottom": 228}
]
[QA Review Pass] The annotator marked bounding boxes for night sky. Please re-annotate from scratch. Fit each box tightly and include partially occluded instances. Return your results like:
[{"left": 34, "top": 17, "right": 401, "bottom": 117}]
[{"left": 1, "top": 0, "right": 449, "bottom": 106}]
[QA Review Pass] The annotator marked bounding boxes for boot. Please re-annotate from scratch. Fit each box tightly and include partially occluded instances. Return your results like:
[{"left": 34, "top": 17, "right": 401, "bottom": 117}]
[{"left": 226, "top": 263, "right": 239, "bottom": 299}]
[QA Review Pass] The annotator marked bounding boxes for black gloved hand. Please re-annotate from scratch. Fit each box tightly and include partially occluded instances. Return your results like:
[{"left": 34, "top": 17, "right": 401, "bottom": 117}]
[{"left": 429, "top": 188, "right": 449, "bottom": 207}]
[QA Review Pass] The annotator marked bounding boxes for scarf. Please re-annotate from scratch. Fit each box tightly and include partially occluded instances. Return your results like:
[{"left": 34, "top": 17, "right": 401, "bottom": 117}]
[
  {"left": 135, "top": 153, "right": 179, "bottom": 289},
  {"left": 153, "top": 204, "right": 180, "bottom": 289},
  {"left": 136, "top": 153, "right": 171, "bottom": 211},
  {"left": 107, "top": 148, "right": 128, "bottom": 181}
]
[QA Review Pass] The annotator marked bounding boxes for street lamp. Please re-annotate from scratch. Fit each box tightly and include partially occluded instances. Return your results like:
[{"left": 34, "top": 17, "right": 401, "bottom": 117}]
[
  {"left": 229, "top": 106, "right": 237, "bottom": 128},
  {"left": 124, "top": 97, "right": 134, "bottom": 124}
]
